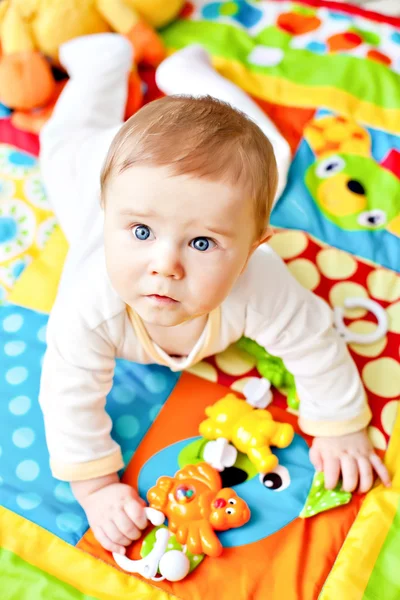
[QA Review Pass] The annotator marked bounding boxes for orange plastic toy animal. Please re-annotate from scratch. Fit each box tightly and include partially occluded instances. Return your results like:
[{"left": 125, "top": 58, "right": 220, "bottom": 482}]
[{"left": 147, "top": 462, "right": 250, "bottom": 558}]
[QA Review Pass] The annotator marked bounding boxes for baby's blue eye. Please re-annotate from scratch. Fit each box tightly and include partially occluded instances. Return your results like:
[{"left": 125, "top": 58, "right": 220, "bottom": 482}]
[
  {"left": 134, "top": 225, "right": 151, "bottom": 240},
  {"left": 191, "top": 237, "right": 214, "bottom": 252}
]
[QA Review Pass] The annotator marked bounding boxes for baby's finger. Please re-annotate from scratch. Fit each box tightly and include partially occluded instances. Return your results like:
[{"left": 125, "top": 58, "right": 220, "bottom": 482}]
[
  {"left": 323, "top": 456, "right": 341, "bottom": 490},
  {"left": 125, "top": 499, "right": 148, "bottom": 530},
  {"left": 93, "top": 525, "right": 125, "bottom": 555},
  {"left": 113, "top": 507, "right": 141, "bottom": 541},
  {"left": 356, "top": 456, "right": 373, "bottom": 493},
  {"left": 309, "top": 446, "right": 323, "bottom": 472},
  {"left": 340, "top": 454, "right": 359, "bottom": 492},
  {"left": 102, "top": 519, "right": 132, "bottom": 547},
  {"left": 370, "top": 453, "right": 391, "bottom": 487}
]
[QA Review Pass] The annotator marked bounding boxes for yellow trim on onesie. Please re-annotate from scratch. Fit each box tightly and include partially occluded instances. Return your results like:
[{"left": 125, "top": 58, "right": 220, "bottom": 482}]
[
  {"left": 299, "top": 405, "right": 372, "bottom": 437},
  {"left": 51, "top": 449, "right": 124, "bottom": 482},
  {"left": 127, "top": 306, "right": 221, "bottom": 372}
]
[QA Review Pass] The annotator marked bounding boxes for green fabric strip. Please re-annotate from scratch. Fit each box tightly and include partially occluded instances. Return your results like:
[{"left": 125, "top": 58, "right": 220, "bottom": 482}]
[
  {"left": 0, "top": 547, "right": 99, "bottom": 600},
  {"left": 364, "top": 495, "right": 400, "bottom": 599},
  {"left": 161, "top": 20, "right": 400, "bottom": 110}
]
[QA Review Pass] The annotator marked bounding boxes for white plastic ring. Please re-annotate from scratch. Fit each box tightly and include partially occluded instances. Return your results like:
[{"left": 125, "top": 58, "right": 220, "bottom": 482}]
[{"left": 333, "top": 297, "right": 388, "bottom": 345}]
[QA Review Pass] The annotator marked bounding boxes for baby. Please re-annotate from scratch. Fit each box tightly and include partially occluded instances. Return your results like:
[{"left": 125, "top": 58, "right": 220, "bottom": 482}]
[{"left": 39, "top": 34, "right": 390, "bottom": 556}]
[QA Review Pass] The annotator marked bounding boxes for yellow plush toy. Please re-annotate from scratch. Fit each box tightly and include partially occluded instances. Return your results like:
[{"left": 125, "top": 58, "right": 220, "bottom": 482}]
[
  {"left": 199, "top": 394, "right": 295, "bottom": 474},
  {"left": 0, "top": 0, "right": 183, "bottom": 117}
]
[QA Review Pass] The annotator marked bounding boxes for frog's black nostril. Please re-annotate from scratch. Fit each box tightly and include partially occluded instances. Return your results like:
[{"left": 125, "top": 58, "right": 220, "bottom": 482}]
[{"left": 347, "top": 180, "right": 365, "bottom": 195}]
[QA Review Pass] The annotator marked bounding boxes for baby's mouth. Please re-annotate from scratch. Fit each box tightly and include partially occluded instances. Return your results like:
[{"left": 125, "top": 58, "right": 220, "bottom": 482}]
[{"left": 146, "top": 294, "right": 178, "bottom": 305}]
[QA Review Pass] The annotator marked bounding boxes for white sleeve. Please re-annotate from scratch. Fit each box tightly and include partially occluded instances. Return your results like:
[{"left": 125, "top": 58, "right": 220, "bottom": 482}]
[
  {"left": 39, "top": 304, "right": 124, "bottom": 481},
  {"left": 244, "top": 249, "right": 371, "bottom": 436},
  {"left": 39, "top": 34, "right": 132, "bottom": 246}
]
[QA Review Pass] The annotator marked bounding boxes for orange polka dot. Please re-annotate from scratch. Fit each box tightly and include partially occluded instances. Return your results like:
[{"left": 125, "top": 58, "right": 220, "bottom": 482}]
[
  {"left": 367, "top": 49, "right": 391, "bottom": 66},
  {"left": 328, "top": 31, "right": 362, "bottom": 52},
  {"left": 277, "top": 12, "right": 321, "bottom": 36}
]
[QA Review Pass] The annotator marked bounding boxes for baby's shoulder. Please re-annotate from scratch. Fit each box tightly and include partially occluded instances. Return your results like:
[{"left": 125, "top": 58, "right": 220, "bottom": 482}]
[
  {"left": 230, "top": 246, "right": 286, "bottom": 300},
  {"left": 223, "top": 245, "right": 293, "bottom": 326}
]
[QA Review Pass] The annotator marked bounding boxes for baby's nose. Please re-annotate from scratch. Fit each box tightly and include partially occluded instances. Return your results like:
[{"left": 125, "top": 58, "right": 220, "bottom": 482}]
[{"left": 150, "top": 245, "right": 184, "bottom": 279}]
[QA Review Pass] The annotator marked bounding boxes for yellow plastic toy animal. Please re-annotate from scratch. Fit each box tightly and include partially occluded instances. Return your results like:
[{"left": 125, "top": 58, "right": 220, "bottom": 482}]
[
  {"left": 199, "top": 394, "right": 294, "bottom": 474},
  {"left": 0, "top": 0, "right": 183, "bottom": 114}
]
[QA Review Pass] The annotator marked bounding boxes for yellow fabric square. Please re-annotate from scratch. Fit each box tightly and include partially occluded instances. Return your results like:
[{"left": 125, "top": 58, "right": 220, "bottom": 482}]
[
  {"left": 8, "top": 226, "right": 68, "bottom": 313},
  {"left": 0, "top": 144, "right": 56, "bottom": 302}
]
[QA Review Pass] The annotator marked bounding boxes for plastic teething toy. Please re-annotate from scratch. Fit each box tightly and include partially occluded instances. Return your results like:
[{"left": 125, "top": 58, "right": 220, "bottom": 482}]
[
  {"left": 113, "top": 506, "right": 194, "bottom": 582},
  {"left": 113, "top": 464, "right": 251, "bottom": 580},
  {"left": 203, "top": 437, "right": 238, "bottom": 471},
  {"left": 113, "top": 526, "right": 171, "bottom": 580},
  {"left": 243, "top": 377, "right": 273, "bottom": 409},
  {"left": 199, "top": 394, "right": 294, "bottom": 474},
  {"left": 158, "top": 550, "right": 191, "bottom": 582},
  {"left": 113, "top": 506, "right": 171, "bottom": 579},
  {"left": 147, "top": 462, "right": 251, "bottom": 557},
  {"left": 333, "top": 297, "right": 388, "bottom": 344}
]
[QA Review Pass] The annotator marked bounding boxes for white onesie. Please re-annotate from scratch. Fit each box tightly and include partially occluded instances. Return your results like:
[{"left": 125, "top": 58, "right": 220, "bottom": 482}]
[{"left": 38, "top": 35, "right": 370, "bottom": 482}]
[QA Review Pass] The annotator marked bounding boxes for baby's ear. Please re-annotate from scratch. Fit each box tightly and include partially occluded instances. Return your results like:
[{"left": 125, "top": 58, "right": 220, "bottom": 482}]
[
  {"left": 248, "top": 226, "right": 274, "bottom": 257},
  {"left": 256, "top": 226, "right": 274, "bottom": 247},
  {"left": 240, "top": 227, "right": 275, "bottom": 274}
]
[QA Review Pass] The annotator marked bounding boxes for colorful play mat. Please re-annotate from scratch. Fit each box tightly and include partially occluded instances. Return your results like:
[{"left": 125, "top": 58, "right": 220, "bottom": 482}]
[{"left": 1, "top": 1, "right": 400, "bottom": 599}]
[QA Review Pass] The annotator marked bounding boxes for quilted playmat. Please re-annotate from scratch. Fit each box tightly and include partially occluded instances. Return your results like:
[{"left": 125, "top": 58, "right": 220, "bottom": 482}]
[{"left": 1, "top": 1, "right": 400, "bottom": 598}]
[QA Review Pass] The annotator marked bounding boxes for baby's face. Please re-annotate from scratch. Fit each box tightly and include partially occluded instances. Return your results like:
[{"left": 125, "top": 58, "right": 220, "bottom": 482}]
[{"left": 103, "top": 165, "right": 258, "bottom": 327}]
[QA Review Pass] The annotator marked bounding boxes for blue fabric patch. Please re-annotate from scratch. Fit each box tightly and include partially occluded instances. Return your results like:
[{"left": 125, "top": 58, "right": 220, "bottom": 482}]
[
  {"left": 202, "top": 1, "right": 263, "bottom": 28},
  {"left": 306, "top": 41, "right": 327, "bottom": 54},
  {"left": 0, "top": 104, "right": 11, "bottom": 119},
  {"left": 328, "top": 10, "right": 353, "bottom": 21},
  {"left": 0, "top": 303, "right": 180, "bottom": 545}
]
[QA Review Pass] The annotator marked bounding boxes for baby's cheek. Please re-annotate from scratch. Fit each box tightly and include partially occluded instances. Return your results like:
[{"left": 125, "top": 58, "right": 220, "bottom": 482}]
[
  {"left": 105, "top": 251, "right": 132, "bottom": 298},
  {"left": 191, "top": 268, "right": 234, "bottom": 309}
]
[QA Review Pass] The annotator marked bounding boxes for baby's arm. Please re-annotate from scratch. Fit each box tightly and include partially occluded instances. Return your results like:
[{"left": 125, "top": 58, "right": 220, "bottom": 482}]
[
  {"left": 245, "top": 248, "right": 390, "bottom": 492},
  {"left": 40, "top": 301, "right": 147, "bottom": 553}
]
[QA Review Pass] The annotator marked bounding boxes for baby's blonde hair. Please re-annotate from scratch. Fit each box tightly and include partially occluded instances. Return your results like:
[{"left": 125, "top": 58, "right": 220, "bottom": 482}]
[{"left": 100, "top": 95, "right": 278, "bottom": 239}]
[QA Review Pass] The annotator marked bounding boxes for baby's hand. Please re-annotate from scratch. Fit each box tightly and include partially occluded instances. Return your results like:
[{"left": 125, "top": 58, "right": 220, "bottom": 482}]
[
  {"left": 309, "top": 428, "right": 391, "bottom": 493},
  {"left": 81, "top": 481, "right": 148, "bottom": 554}
]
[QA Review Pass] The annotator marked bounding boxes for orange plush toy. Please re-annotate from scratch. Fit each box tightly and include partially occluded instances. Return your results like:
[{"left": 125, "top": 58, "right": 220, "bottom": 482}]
[{"left": 0, "top": 0, "right": 184, "bottom": 131}]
